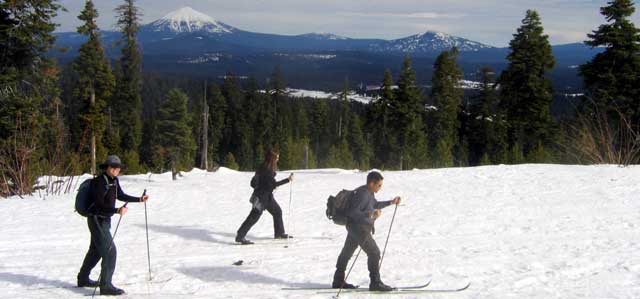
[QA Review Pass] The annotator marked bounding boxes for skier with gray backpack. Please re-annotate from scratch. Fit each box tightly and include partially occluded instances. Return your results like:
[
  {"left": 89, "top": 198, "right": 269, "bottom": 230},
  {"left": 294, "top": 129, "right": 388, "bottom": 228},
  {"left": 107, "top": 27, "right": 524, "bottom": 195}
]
[
  {"left": 75, "top": 155, "right": 149, "bottom": 296},
  {"left": 328, "top": 171, "right": 400, "bottom": 292}
]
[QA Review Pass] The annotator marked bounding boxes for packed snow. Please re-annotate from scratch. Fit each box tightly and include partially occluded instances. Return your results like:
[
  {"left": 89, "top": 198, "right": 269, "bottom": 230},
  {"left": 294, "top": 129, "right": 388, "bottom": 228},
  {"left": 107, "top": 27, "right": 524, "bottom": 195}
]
[{"left": 0, "top": 164, "right": 639, "bottom": 298}]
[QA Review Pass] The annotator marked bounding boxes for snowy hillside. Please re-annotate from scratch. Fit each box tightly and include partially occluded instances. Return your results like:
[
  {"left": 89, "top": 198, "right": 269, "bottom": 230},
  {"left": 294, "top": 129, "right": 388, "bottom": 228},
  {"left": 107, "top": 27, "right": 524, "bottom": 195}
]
[
  {"left": 371, "top": 31, "right": 493, "bottom": 53},
  {"left": 0, "top": 165, "right": 639, "bottom": 298},
  {"left": 145, "top": 7, "right": 236, "bottom": 34}
]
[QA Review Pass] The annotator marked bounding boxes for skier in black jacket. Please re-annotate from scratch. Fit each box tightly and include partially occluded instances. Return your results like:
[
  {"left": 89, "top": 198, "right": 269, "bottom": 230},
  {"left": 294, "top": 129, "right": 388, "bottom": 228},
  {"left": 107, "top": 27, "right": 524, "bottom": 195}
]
[
  {"left": 332, "top": 171, "right": 400, "bottom": 291},
  {"left": 77, "top": 155, "right": 149, "bottom": 296},
  {"left": 235, "top": 150, "right": 294, "bottom": 245}
]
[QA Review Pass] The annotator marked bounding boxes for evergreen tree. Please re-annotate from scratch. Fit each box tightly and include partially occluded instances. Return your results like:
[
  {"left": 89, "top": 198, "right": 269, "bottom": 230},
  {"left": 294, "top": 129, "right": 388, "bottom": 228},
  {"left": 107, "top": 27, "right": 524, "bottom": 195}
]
[
  {"left": 369, "top": 69, "right": 399, "bottom": 169},
  {"left": 348, "top": 113, "right": 371, "bottom": 169},
  {"left": 498, "top": 10, "right": 556, "bottom": 162},
  {"left": 429, "top": 48, "right": 464, "bottom": 167},
  {"left": 155, "top": 88, "right": 196, "bottom": 180},
  {"left": 0, "top": 0, "right": 61, "bottom": 195},
  {"left": 337, "top": 78, "right": 351, "bottom": 140},
  {"left": 207, "top": 85, "right": 227, "bottom": 165},
  {"left": 113, "top": 0, "right": 143, "bottom": 172},
  {"left": 394, "top": 56, "right": 428, "bottom": 169},
  {"left": 311, "top": 99, "right": 331, "bottom": 166},
  {"left": 467, "top": 67, "right": 507, "bottom": 165},
  {"left": 71, "top": 0, "right": 116, "bottom": 174},
  {"left": 580, "top": 0, "right": 640, "bottom": 123}
]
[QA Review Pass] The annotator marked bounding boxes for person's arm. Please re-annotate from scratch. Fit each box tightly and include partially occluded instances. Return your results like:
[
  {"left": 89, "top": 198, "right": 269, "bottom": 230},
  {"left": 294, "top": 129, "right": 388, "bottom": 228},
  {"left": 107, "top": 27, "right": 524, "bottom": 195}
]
[
  {"left": 92, "top": 176, "right": 118, "bottom": 216},
  {"left": 374, "top": 200, "right": 393, "bottom": 209},
  {"left": 116, "top": 179, "right": 142, "bottom": 202},
  {"left": 375, "top": 196, "right": 401, "bottom": 209},
  {"left": 275, "top": 177, "right": 290, "bottom": 187}
]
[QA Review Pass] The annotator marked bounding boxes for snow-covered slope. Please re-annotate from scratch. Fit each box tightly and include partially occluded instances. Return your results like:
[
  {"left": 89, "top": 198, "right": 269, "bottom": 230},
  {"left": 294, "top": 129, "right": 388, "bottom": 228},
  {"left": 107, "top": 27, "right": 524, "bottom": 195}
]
[
  {"left": 371, "top": 31, "right": 493, "bottom": 53},
  {"left": 145, "top": 6, "right": 236, "bottom": 34},
  {"left": 1, "top": 165, "right": 639, "bottom": 298}
]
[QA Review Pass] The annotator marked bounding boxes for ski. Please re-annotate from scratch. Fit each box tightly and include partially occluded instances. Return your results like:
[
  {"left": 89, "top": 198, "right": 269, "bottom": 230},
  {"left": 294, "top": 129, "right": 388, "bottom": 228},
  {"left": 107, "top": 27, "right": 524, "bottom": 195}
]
[
  {"left": 316, "top": 281, "right": 470, "bottom": 294},
  {"left": 283, "top": 278, "right": 431, "bottom": 291}
]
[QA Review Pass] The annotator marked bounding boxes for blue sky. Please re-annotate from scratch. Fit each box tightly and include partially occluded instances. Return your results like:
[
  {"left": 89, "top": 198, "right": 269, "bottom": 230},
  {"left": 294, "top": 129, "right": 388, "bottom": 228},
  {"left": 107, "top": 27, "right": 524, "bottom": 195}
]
[{"left": 54, "top": 0, "right": 640, "bottom": 47}]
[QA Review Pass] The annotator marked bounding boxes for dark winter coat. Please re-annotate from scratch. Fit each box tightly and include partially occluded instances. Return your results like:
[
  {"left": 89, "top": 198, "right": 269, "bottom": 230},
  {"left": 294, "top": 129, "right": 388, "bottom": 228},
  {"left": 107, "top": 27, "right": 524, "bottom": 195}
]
[
  {"left": 251, "top": 166, "right": 290, "bottom": 204},
  {"left": 89, "top": 173, "right": 141, "bottom": 217},
  {"left": 347, "top": 185, "right": 393, "bottom": 227}
]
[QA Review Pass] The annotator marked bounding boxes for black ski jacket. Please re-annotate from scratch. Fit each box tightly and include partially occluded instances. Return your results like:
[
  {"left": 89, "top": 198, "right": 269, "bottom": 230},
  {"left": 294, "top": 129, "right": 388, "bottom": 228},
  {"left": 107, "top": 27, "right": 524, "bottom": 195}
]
[
  {"left": 89, "top": 173, "right": 141, "bottom": 217},
  {"left": 252, "top": 167, "right": 290, "bottom": 203}
]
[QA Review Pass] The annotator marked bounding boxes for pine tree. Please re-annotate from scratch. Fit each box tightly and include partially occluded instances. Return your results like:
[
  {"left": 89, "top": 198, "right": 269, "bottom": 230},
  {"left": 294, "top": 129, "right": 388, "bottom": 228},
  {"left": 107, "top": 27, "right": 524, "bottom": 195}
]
[
  {"left": 0, "top": 0, "right": 61, "bottom": 195},
  {"left": 156, "top": 88, "right": 196, "bottom": 180},
  {"left": 207, "top": 85, "right": 227, "bottom": 165},
  {"left": 395, "top": 56, "right": 428, "bottom": 169},
  {"left": 113, "top": 0, "right": 143, "bottom": 172},
  {"left": 498, "top": 10, "right": 556, "bottom": 162},
  {"left": 580, "top": 0, "right": 640, "bottom": 123},
  {"left": 468, "top": 67, "right": 507, "bottom": 165},
  {"left": 369, "top": 69, "right": 399, "bottom": 169},
  {"left": 429, "top": 48, "right": 464, "bottom": 167},
  {"left": 71, "top": 0, "right": 115, "bottom": 174},
  {"left": 311, "top": 99, "right": 331, "bottom": 166}
]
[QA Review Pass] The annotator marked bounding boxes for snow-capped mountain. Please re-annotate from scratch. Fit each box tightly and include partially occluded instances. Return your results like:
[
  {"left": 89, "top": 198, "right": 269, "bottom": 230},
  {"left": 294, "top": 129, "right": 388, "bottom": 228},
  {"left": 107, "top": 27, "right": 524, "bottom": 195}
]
[
  {"left": 143, "top": 6, "right": 237, "bottom": 34},
  {"left": 370, "top": 31, "right": 493, "bottom": 54}
]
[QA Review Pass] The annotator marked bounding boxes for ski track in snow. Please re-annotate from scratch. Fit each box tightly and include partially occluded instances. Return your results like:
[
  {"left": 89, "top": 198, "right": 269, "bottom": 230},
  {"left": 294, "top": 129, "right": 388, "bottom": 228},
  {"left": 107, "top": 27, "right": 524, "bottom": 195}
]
[{"left": 0, "top": 164, "right": 639, "bottom": 298}]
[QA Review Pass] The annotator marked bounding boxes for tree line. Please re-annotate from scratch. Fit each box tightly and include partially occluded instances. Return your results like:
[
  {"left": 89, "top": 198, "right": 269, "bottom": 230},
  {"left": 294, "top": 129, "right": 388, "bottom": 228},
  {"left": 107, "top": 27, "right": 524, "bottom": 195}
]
[{"left": 2, "top": 0, "right": 640, "bottom": 196}]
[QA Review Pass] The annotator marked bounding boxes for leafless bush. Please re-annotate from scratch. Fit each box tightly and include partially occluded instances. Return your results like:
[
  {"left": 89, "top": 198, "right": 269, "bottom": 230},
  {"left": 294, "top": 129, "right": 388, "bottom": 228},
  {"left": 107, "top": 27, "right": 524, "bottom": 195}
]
[
  {"left": 0, "top": 116, "right": 39, "bottom": 197},
  {"left": 563, "top": 107, "right": 640, "bottom": 166}
]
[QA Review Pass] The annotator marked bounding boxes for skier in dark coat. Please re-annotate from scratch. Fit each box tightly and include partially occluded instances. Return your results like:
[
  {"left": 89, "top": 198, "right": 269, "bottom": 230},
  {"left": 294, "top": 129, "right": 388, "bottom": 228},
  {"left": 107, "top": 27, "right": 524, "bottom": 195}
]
[
  {"left": 332, "top": 171, "right": 400, "bottom": 291},
  {"left": 235, "top": 150, "right": 294, "bottom": 245},
  {"left": 77, "top": 155, "right": 149, "bottom": 296}
]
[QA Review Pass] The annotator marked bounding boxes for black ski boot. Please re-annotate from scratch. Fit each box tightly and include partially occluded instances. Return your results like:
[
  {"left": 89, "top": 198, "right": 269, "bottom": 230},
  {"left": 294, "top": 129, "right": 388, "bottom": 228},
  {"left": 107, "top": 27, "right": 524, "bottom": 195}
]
[
  {"left": 235, "top": 236, "right": 254, "bottom": 245},
  {"left": 369, "top": 280, "right": 395, "bottom": 292},
  {"left": 77, "top": 275, "right": 99, "bottom": 288},
  {"left": 100, "top": 285, "right": 126, "bottom": 296},
  {"left": 332, "top": 281, "right": 358, "bottom": 289},
  {"left": 332, "top": 270, "right": 358, "bottom": 289},
  {"left": 274, "top": 233, "right": 293, "bottom": 239}
]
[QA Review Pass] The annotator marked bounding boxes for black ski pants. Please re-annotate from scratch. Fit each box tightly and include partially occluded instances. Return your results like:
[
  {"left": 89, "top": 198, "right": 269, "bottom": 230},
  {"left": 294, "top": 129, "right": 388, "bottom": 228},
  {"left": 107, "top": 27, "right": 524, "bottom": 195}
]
[
  {"left": 334, "top": 223, "right": 382, "bottom": 283},
  {"left": 78, "top": 216, "right": 117, "bottom": 287},
  {"left": 236, "top": 195, "right": 285, "bottom": 239}
]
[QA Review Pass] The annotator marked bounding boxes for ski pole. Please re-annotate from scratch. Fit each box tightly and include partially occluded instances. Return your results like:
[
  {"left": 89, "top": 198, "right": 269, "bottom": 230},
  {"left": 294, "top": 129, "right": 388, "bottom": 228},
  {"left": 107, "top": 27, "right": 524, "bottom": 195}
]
[
  {"left": 91, "top": 202, "right": 129, "bottom": 298},
  {"left": 336, "top": 248, "right": 362, "bottom": 298},
  {"left": 379, "top": 202, "right": 399, "bottom": 270},
  {"left": 143, "top": 189, "right": 151, "bottom": 280},
  {"left": 286, "top": 174, "right": 293, "bottom": 248}
]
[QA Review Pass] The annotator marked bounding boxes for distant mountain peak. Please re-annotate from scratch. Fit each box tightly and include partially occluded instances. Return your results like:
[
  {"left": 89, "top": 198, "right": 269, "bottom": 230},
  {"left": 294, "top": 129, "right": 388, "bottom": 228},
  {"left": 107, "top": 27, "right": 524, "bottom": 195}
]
[
  {"left": 146, "top": 6, "right": 236, "bottom": 34},
  {"left": 369, "top": 30, "right": 493, "bottom": 53}
]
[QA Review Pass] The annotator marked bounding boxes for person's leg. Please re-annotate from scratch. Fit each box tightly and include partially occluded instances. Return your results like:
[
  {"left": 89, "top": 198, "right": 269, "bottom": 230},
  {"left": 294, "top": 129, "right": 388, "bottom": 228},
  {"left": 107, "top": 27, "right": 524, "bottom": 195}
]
[
  {"left": 236, "top": 208, "right": 263, "bottom": 242},
  {"left": 351, "top": 225, "right": 394, "bottom": 291},
  {"left": 332, "top": 228, "right": 360, "bottom": 288},
  {"left": 77, "top": 217, "right": 101, "bottom": 287},
  {"left": 265, "top": 198, "right": 285, "bottom": 237}
]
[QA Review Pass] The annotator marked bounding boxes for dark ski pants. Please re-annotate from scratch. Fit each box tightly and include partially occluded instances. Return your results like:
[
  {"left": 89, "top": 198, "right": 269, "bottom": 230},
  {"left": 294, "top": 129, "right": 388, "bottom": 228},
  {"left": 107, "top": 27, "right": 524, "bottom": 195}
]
[
  {"left": 236, "top": 198, "right": 285, "bottom": 239},
  {"left": 78, "top": 216, "right": 117, "bottom": 287},
  {"left": 334, "top": 223, "right": 382, "bottom": 284}
]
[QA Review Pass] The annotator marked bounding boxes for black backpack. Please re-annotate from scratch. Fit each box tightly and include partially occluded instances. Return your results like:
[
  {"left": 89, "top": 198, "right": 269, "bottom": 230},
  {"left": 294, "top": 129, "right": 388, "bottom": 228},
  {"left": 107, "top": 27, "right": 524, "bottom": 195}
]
[
  {"left": 326, "top": 189, "right": 356, "bottom": 226},
  {"left": 75, "top": 175, "right": 109, "bottom": 217},
  {"left": 250, "top": 175, "right": 259, "bottom": 189}
]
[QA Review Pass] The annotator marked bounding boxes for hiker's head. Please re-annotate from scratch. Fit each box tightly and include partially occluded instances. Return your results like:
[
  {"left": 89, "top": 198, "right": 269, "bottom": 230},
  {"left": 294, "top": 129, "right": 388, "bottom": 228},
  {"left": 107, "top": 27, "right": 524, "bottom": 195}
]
[
  {"left": 263, "top": 149, "right": 280, "bottom": 172},
  {"left": 99, "top": 155, "right": 123, "bottom": 177},
  {"left": 366, "top": 171, "right": 384, "bottom": 193}
]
